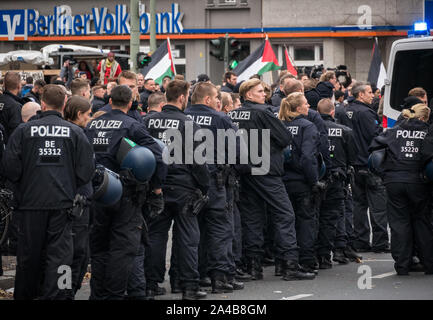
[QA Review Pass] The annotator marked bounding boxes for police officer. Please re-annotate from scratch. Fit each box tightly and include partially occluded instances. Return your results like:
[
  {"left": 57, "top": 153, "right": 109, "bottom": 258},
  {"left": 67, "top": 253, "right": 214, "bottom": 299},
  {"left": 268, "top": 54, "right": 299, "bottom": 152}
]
[
  {"left": 316, "top": 98, "right": 358, "bottom": 268},
  {"left": 339, "top": 82, "right": 389, "bottom": 253},
  {"left": 144, "top": 80, "right": 210, "bottom": 300},
  {"left": 279, "top": 92, "right": 321, "bottom": 275},
  {"left": 370, "top": 103, "right": 433, "bottom": 275},
  {"left": 99, "top": 71, "right": 144, "bottom": 123},
  {"left": 85, "top": 85, "right": 166, "bottom": 300},
  {"left": 228, "top": 79, "right": 315, "bottom": 281},
  {"left": 0, "top": 72, "right": 27, "bottom": 143},
  {"left": 3, "top": 84, "right": 94, "bottom": 300},
  {"left": 142, "top": 92, "right": 166, "bottom": 122},
  {"left": 185, "top": 81, "right": 243, "bottom": 293}
]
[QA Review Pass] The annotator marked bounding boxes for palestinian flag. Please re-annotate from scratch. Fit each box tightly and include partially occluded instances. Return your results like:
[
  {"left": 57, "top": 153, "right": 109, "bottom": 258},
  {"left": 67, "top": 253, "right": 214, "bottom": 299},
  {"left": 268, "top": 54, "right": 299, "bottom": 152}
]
[
  {"left": 233, "top": 38, "right": 280, "bottom": 82},
  {"left": 282, "top": 45, "right": 298, "bottom": 76},
  {"left": 141, "top": 39, "right": 176, "bottom": 85},
  {"left": 367, "top": 38, "right": 387, "bottom": 91}
]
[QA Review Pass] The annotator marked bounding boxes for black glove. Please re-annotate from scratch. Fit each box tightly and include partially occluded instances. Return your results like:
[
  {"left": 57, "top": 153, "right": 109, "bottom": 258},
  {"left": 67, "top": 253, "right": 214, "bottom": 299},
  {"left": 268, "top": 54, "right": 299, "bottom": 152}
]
[
  {"left": 147, "top": 191, "right": 164, "bottom": 219},
  {"left": 312, "top": 181, "right": 327, "bottom": 193}
]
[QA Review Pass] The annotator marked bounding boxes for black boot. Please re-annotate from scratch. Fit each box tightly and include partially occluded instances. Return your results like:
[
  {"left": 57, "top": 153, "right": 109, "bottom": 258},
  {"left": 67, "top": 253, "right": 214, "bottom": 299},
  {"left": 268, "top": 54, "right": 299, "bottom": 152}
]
[
  {"left": 282, "top": 261, "right": 316, "bottom": 281},
  {"left": 227, "top": 278, "right": 244, "bottom": 290},
  {"left": 182, "top": 288, "right": 207, "bottom": 300},
  {"left": 211, "top": 278, "right": 234, "bottom": 294},
  {"left": 274, "top": 259, "right": 284, "bottom": 276},
  {"left": 144, "top": 289, "right": 156, "bottom": 300},
  {"left": 318, "top": 256, "right": 333, "bottom": 269},
  {"left": 199, "top": 276, "right": 212, "bottom": 287},
  {"left": 235, "top": 268, "right": 252, "bottom": 281},
  {"left": 343, "top": 246, "right": 362, "bottom": 262},
  {"left": 333, "top": 249, "right": 350, "bottom": 264},
  {"left": 246, "top": 257, "right": 263, "bottom": 280}
]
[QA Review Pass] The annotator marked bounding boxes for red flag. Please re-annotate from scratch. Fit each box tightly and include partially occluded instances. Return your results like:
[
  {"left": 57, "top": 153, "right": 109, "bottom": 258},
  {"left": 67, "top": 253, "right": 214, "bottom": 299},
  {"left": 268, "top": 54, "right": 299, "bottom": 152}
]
[{"left": 283, "top": 46, "right": 297, "bottom": 76}]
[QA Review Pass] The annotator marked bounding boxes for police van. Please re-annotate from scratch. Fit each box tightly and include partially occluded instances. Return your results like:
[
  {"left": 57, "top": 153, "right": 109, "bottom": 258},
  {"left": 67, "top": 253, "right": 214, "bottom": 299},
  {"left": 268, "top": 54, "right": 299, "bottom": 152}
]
[{"left": 383, "top": 23, "right": 433, "bottom": 127}]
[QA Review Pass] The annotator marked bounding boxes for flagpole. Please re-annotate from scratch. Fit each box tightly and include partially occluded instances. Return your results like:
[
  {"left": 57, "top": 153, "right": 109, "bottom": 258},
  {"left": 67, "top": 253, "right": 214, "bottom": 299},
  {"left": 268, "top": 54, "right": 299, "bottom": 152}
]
[{"left": 167, "top": 37, "right": 177, "bottom": 76}]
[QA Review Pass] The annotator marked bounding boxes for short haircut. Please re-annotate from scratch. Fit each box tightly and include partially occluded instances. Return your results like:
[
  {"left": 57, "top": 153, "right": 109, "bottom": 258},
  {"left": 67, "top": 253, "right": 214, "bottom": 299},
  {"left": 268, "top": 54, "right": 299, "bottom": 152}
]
[
  {"left": 64, "top": 96, "right": 91, "bottom": 122},
  {"left": 26, "top": 76, "right": 34, "bottom": 85},
  {"left": 221, "top": 92, "right": 232, "bottom": 108},
  {"left": 191, "top": 82, "right": 217, "bottom": 105},
  {"left": 303, "top": 79, "right": 318, "bottom": 91},
  {"left": 239, "top": 79, "right": 262, "bottom": 99},
  {"left": 317, "top": 98, "right": 335, "bottom": 114},
  {"left": 41, "top": 84, "right": 66, "bottom": 110},
  {"left": 408, "top": 87, "right": 427, "bottom": 98},
  {"left": 111, "top": 85, "right": 133, "bottom": 107},
  {"left": 118, "top": 70, "right": 137, "bottom": 83},
  {"left": 174, "top": 74, "right": 185, "bottom": 81},
  {"left": 162, "top": 76, "right": 171, "bottom": 83},
  {"left": 279, "top": 73, "right": 296, "bottom": 85},
  {"left": 351, "top": 81, "right": 371, "bottom": 99},
  {"left": 165, "top": 80, "right": 189, "bottom": 103},
  {"left": 144, "top": 78, "right": 154, "bottom": 84},
  {"left": 283, "top": 79, "right": 303, "bottom": 96},
  {"left": 223, "top": 71, "right": 236, "bottom": 82},
  {"left": 4, "top": 72, "right": 21, "bottom": 91},
  {"left": 21, "top": 102, "right": 41, "bottom": 122},
  {"left": 334, "top": 90, "right": 345, "bottom": 100},
  {"left": 34, "top": 79, "right": 46, "bottom": 88},
  {"left": 92, "top": 85, "right": 104, "bottom": 93},
  {"left": 148, "top": 92, "right": 167, "bottom": 109},
  {"left": 70, "top": 78, "right": 90, "bottom": 96},
  {"left": 297, "top": 73, "right": 309, "bottom": 80}
]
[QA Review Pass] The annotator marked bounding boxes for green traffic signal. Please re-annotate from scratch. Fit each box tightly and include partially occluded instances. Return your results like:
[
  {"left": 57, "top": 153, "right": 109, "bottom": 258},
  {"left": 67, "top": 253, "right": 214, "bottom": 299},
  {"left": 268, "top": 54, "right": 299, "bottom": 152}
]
[{"left": 137, "top": 52, "right": 152, "bottom": 68}]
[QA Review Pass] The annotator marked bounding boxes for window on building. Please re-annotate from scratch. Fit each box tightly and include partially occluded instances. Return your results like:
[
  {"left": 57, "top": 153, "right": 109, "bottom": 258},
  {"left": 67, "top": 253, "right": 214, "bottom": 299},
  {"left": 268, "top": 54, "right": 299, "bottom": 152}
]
[
  {"left": 206, "top": 0, "right": 249, "bottom": 8},
  {"left": 294, "top": 45, "right": 315, "bottom": 61}
]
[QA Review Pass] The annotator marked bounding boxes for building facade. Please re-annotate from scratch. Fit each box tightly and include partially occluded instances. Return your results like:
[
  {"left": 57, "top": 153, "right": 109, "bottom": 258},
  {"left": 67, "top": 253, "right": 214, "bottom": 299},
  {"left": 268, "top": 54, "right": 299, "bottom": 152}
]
[{"left": 0, "top": 0, "right": 429, "bottom": 84}]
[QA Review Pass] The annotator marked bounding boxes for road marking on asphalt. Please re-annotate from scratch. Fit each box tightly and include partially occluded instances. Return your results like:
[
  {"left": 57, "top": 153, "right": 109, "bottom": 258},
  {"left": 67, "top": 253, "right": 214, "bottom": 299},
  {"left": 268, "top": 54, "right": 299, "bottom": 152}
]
[
  {"left": 281, "top": 294, "right": 313, "bottom": 300},
  {"left": 371, "top": 271, "right": 397, "bottom": 279}
]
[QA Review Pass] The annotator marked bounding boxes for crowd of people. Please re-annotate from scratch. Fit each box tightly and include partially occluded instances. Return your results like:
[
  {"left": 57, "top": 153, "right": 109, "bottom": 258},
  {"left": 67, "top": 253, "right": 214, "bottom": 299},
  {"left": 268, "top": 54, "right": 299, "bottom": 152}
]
[{"left": 0, "top": 52, "right": 433, "bottom": 300}]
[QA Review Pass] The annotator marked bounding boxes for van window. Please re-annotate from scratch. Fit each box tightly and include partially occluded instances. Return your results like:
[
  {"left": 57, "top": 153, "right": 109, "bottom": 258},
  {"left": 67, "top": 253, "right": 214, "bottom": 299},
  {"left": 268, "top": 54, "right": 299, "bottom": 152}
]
[{"left": 391, "top": 49, "right": 433, "bottom": 109}]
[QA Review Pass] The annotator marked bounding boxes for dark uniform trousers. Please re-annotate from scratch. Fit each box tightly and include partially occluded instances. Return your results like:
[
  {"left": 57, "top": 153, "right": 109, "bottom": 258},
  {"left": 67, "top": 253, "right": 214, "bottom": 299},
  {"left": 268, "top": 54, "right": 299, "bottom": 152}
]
[
  {"left": 14, "top": 209, "right": 73, "bottom": 300},
  {"left": 240, "top": 175, "right": 298, "bottom": 262},
  {"left": 316, "top": 178, "right": 345, "bottom": 258},
  {"left": 198, "top": 177, "right": 232, "bottom": 280},
  {"left": 232, "top": 200, "right": 243, "bottom": 268},
  {"left": 145, "top": 186, "right": 200, "bottom": 290},
  {"left": 89, "top": 196, "right": 143, "bottom": 300},
  {"left": 335, "top": 188, "right": 355, "bottom": 250},
  {"left": 68, "top": 207, "right": 90, "bottom": 299},
  {"left": 385, "top": 183, "right": 433, "bottom": 274},
  {"left": 225, "top": 180, "right": 237, "bottom": 278},
  {"left": 284, "top": 182, "right": 317, "bottom": 266},
  {"left": 352, "top": 168, "right": 389, "bottom": 250}
]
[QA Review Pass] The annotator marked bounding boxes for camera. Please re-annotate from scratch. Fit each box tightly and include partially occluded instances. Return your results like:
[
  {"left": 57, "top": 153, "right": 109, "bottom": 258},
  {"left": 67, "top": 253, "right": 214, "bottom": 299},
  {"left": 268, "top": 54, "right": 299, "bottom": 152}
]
[
  {"left": 310, "top": 64, "right": 325, "bottom": 80},
  {"left": 335, "top": 65, "right": 352, "bottom": 88}
]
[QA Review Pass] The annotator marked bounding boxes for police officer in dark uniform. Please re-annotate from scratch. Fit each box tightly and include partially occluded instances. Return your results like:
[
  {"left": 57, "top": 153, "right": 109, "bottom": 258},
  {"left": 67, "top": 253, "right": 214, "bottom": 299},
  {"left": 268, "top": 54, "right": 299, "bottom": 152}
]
[
  {"left": 338, "top": 82, "right": 389, "bottom": 253},
  {"left": 0, "top": 71, "right": 27, "bottom": 143},
  {"left": 142, "top": 92, "right": 166, "bottom": 122},
  {"left": 316, "top": 98, "right": 358, "bottom": 268},
  {"left": 85, "top": 85, "right": 166, "bottom": 300},
  {"left": 228, "top": 79, "right": 315, "bottom": 281},
  {"left": 185, "top": 81, "right": 244, "bottom": 293},
  {"left": 144, "top": 80, "right": 210, "bottom": 300},
  {"left": 279, "top": 92, "right": 321, "bottom": 275},
  {"left": 99, "top": 71, "right": 144, "bottom": 123},
  {"left": 370, "top": 103, "right": 433, "bottom": 275},
  {"left": 3, "top": 84, "right": 94, "bottom": 300}
]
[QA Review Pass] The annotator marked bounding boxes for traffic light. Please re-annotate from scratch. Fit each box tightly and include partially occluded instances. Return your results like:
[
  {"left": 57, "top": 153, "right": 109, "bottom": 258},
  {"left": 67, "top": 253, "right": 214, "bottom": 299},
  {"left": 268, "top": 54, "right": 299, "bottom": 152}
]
[
  {"left": 209, "top": 38, "right": 225, "bottom": 61},
  {"left": 228, "top": 38, "right": 241, "bottom": 59},
  {"left": 137, "top": 52, "right": 152, "bottom": 68}
]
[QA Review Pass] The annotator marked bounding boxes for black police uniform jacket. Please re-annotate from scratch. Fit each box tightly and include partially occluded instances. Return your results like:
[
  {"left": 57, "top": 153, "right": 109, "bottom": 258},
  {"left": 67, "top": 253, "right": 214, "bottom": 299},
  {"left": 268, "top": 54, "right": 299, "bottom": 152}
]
[
  {"left": 369, "top": 118, "right": 429, "bottom": 185},
  {"left": 270, "top": 89, "right": 285, "bottom": 108},
  {"left": 228, "top": 100, "right": 292, "bottom": 176},
  {"left": 140, "top": 88, "right": 154, "bottom": 112},
  {"left": 2, "top": 110, "right": 95, "bottom": 210},
  {"left": 100, "top": 101, "right": 143, "bottom": 123},
  {"left": 0, "top": 90, "right": 25, "bottom": 143},
  {"left": 185, "top": 104, "right": 241, "bottom": 174},
  {"left": 85, "top": 109, "right": 167, "bottom": 189},
  {"left": 25, "top": 90, "right": 41, "bottom": 105},
  {"left": 320, "top": 114, "right": 358, "bottom": 172},
  {"left": 144, "top": 105, "right": 210, "bottom": 194},
  {"left": 282, "top": 115, "right": 320, "bottom": 186},
  {"left": 91, "top": 96, "right": 107, "bottom": 114},
  {"left": 339, "top": 99, "right": 382, "bottom": 167}
]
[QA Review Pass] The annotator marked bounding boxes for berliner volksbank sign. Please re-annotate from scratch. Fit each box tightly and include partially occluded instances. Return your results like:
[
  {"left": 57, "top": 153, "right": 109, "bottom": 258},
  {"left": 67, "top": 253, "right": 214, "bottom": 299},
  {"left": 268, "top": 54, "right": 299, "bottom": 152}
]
[{"left": 0, "top": 3, "right": 184, "bottom": 40}]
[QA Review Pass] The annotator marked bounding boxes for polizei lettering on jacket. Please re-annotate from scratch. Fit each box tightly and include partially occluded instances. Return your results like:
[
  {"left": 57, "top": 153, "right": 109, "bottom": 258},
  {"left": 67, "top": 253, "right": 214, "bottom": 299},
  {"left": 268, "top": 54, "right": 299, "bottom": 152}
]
[
  {"left": 187, "top": 115, "right": 213, "bottom": 126},
  {"left": 287, "top": 126, "right": 299, "bottom": 135},
  {"left": 328, "top": 128, "right": 343, "bottom": 137},
  {"left": 88, "top": 119, "right": 123, "bottom": 130},
  {"left": 147, "top": 118, "right": 180, "bottom": 129},
  {"left": 228, "top": 110, "right": 251, "bottom": 121},
  {"left": 30, "top": 125, "right": 70, "bottom": 137},
  {"left": 395, "top": 130, "right": 426, "bottom": 139}
]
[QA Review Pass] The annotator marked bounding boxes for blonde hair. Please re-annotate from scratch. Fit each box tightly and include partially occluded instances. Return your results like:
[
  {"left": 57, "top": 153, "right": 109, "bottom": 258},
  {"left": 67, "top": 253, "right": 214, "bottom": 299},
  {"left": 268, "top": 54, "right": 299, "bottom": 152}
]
[
  {"left": 401, "top": 103, "right": 430, "bottom": 121},
  {"left": 239, "top": 79, "right": 262, "bottom": 99},
  {"left": 279, "top": 92, "right": 305, "bottom": 122}
]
